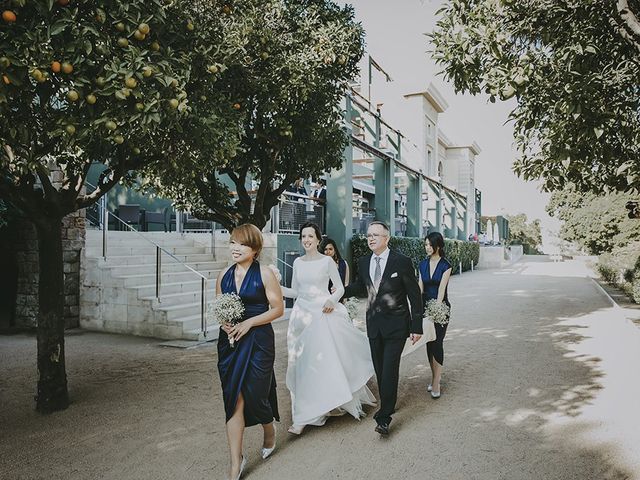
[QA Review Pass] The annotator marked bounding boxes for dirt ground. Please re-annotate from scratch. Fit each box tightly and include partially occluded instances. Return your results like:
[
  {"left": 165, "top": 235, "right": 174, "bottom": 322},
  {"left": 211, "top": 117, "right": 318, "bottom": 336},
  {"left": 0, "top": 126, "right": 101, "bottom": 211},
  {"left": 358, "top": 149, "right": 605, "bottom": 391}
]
[{"left": 2, "top": 256, "right": 640, "bottom": 480}]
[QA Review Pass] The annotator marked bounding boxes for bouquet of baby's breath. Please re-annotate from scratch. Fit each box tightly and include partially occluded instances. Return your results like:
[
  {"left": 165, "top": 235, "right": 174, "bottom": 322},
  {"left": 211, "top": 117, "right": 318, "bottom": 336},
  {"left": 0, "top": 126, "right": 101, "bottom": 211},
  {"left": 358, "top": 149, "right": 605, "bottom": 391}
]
[
  {"left": 424, "top": 299, "right": 450, "bottom": 325},
  {"left": 343, "top": 297, "right": 362, "bottom": 323},
  {"left": 207, "top": 293, "right": 245, "bottom": 347}
]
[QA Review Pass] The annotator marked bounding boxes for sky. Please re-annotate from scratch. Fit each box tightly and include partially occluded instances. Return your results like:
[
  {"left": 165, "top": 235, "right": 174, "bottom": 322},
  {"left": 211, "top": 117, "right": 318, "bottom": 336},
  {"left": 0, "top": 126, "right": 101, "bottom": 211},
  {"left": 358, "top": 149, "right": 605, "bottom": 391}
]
[{"left": 338, "top": 0, "right": 561, "bottom": 251}]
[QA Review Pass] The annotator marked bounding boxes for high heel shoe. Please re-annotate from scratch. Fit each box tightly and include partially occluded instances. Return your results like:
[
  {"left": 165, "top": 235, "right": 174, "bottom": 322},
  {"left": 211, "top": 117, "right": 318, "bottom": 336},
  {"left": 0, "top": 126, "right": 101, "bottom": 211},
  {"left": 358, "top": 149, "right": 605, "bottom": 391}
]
[
  {"left": 287, "top": 424, "right": 305, "bottom": 435},
  {"left": 231, "top": 455, "right": 246, "bottom": 480},
  {"left": 261, "top": 429, "right": 276, "bottom": 459},
  {"left": 427, "top": 384, "right": 433, "bottom": 392}
]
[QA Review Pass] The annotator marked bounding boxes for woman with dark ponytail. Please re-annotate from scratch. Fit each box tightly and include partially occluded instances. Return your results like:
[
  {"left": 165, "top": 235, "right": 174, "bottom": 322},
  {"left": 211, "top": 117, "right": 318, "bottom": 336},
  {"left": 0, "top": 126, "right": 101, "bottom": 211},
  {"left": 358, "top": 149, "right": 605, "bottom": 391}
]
[{"left": 418, "top": 232, "right": 452, "bottom": 399}]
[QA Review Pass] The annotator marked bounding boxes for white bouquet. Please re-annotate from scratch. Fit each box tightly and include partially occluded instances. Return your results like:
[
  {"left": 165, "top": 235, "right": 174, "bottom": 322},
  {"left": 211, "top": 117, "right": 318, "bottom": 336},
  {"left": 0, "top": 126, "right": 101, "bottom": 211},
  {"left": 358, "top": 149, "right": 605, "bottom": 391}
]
[
  {"left": 343, "top": 297, "right": 362, "bottom": 323},
  {"left": 424, "top": 299, "right": 450, "bottom": 325},
  {"left": 207, "top": 293, "right": 245, "bottom": 347}
]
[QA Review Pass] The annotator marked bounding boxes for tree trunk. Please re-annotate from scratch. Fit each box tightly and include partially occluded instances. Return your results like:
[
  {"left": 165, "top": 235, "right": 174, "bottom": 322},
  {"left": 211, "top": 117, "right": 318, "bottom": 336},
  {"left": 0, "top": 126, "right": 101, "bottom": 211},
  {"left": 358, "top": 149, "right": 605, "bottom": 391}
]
[{"left": 34, "top": 216, "right": 69, "bottom": 413}]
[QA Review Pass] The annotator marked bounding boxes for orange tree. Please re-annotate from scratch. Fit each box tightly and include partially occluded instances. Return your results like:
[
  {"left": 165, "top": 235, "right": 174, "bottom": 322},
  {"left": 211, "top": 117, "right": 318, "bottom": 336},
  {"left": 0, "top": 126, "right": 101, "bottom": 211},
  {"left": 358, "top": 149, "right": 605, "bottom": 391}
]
[
  {"left": 142, "top": 0, "right": 364, "bottom": 231},
  {"left": 0, "top": 0, "right": 243, "bottom": 413}
]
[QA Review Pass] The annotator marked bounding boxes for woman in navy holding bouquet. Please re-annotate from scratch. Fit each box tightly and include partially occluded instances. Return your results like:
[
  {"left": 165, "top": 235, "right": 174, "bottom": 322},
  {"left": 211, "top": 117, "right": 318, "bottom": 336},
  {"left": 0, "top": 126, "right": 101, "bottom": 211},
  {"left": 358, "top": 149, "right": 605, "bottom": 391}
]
[
  {"left": 419, "top": 232, "right": 452, "bottom": 399},
  {"left": 216, "top": 224, "right": 283, "bottom": 480}
]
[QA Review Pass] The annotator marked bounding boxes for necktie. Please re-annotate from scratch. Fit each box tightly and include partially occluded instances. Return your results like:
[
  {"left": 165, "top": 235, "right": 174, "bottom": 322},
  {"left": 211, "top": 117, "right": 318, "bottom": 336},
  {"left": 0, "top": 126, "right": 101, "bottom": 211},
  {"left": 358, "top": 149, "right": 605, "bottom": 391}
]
[{"left": 374, "top": 256, "right": 382, "bottom": 290}]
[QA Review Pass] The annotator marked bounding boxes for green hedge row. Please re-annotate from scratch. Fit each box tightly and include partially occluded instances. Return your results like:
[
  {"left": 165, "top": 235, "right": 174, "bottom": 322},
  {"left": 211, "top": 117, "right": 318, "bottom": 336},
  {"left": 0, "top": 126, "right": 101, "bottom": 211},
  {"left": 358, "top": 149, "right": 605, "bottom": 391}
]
[{"left": 350, "top": 235, "right": 479, "bottom": 277}]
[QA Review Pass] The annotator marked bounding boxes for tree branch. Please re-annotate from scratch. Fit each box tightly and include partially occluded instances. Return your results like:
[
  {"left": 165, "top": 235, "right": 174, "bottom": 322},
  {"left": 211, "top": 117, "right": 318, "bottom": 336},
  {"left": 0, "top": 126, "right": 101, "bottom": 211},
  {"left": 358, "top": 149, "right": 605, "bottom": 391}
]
[{"left": 615, "top": 0, "right": 640, "bottom": 51}]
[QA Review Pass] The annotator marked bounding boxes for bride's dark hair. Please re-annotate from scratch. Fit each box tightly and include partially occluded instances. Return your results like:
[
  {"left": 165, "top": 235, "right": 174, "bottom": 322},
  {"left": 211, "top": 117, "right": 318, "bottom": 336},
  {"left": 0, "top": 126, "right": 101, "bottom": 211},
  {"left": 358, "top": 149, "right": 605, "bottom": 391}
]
[{"left": 299, "top": 222, "right": 323, "bottom": 241}]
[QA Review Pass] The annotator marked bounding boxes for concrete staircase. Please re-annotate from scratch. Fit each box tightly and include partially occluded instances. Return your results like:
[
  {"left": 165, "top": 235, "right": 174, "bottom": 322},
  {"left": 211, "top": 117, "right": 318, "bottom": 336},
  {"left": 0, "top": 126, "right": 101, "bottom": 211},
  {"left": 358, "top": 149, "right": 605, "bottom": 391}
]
[{"left": 80, "top": 231, "right": 227, "bottom": 341}]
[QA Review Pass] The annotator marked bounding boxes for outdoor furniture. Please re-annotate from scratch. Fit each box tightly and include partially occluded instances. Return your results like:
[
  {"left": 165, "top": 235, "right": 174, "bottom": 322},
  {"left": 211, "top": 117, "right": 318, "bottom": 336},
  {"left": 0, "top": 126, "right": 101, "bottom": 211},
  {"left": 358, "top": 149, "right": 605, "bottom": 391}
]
[
  {"left": 181, "top": 212, "right": 212, "bottom": 231},
  {"left": 143, "top": 211, "right": 166, "bottom": 232},
  {"left": 164, "top": 206, "right": 176, "bottom": 232},
  {"left": 116, "top": 204, "right": 142, "bottom": 231}
]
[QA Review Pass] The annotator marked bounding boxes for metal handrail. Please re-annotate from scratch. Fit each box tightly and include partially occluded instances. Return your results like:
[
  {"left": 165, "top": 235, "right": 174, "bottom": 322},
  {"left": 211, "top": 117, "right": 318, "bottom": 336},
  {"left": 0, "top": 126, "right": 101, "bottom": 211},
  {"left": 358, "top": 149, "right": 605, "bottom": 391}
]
[{"left": 85, "top": 181, "right": 210, "bottom": 338}]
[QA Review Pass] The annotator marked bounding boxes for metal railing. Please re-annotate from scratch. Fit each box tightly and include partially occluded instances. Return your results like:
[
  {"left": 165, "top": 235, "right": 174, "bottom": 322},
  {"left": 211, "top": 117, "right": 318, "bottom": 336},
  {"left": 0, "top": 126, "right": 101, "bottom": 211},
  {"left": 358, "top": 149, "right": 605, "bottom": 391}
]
[
  {"left": 87, "top": 183, "right": 210, "bottom": 338},
  {"left": 274, "top": 192, "right": 325, "bottom": 234}
]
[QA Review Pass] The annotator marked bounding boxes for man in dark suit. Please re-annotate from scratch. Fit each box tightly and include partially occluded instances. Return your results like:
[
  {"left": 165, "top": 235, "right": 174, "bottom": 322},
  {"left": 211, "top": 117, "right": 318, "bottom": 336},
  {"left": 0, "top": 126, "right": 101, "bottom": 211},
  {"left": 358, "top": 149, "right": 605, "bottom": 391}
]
[
  {"left": 344, "top": 221, "right": 423, "bottom": 436},
  {"left": 311, "top": 179, "right": 327, "bottom": 203}
]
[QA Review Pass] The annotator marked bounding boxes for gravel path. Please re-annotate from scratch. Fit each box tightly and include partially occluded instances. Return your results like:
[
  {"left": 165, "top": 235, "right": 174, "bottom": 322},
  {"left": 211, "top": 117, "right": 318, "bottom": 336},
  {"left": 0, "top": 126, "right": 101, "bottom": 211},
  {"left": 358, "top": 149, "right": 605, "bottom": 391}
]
[{"left": 2, "top": 256, "right": 639, "bottom": 480}]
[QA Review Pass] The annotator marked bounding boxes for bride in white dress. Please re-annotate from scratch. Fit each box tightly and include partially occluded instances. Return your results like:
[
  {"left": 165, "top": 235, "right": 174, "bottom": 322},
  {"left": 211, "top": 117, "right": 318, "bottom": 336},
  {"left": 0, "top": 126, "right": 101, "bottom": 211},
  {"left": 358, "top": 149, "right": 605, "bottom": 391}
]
[{"left": 282, "top": 222, "right": 376, "bottom": 434}]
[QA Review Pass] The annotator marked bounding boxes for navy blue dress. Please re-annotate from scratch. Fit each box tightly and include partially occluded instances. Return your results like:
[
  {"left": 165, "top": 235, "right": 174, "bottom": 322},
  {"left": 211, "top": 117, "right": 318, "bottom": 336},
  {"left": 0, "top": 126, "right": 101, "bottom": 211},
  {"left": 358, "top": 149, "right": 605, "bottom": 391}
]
[
  {"left": 328, "top": 258, "right": 347, "bottom": 292},
  {"left": 217, "top": 261, "right": 279, "bottom": 426},
  {"left": 419, "top": 257, "right": 452, "bottom": 366}
]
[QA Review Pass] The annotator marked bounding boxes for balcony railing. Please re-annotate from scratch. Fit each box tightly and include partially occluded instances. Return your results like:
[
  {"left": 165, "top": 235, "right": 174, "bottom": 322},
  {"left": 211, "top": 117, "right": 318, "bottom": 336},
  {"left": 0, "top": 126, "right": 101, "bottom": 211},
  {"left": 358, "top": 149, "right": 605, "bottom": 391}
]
[{"left": 273, "top": 192, "right": 325, "bottom": 234}]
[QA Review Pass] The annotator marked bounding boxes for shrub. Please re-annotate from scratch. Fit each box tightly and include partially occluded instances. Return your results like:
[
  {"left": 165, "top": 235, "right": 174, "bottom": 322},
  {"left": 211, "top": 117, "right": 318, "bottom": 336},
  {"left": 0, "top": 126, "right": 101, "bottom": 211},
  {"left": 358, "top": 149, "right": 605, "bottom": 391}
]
[
  {"left": 596, "top": 255, "right": 619, "bottom": 285},
  {"left": 350, "top": 235, "right": 479, "bottom": 277},
  {"left": 633, "top": 279, "right": 640, "bottom": 304}
]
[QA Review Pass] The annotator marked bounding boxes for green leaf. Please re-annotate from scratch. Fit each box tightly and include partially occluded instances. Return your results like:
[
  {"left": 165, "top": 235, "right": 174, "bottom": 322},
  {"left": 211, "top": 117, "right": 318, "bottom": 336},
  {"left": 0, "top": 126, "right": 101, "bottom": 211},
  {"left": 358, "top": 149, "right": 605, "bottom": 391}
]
[
  {"left": 594, "top": 127, "right": 604, "bottom": 139},
  {"left": 50, "top": 20, "right": 69, "bottom": 36}
]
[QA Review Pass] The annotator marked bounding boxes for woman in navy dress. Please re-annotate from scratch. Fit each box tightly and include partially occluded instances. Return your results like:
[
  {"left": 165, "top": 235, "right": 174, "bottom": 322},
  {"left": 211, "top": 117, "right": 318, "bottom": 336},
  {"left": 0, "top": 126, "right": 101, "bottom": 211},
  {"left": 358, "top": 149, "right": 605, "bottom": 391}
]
[
  {"left": 320, "top": 237, "right": 349, "bottom": 291},
  {"left": 216, "top": 224, "right": 283, "bottom": 480},
  {"left": 418, "top": 232, "right": 453, "bottom": 399}
]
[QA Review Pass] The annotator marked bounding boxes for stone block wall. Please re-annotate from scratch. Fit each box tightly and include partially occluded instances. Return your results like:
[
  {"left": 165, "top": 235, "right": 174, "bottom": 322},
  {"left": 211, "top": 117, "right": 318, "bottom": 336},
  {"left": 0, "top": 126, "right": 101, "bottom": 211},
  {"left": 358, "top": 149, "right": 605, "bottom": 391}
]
[{"left": 10, "top": 210, "right": 85, "bottom": 329}]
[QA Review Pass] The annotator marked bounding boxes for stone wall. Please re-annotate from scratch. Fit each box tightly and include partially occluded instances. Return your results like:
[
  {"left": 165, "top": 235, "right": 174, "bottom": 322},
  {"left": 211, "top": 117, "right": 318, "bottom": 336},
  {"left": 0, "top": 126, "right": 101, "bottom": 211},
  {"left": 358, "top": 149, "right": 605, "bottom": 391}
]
[{"left": 9, "top": 210, "right": 85, "bottom": 329}]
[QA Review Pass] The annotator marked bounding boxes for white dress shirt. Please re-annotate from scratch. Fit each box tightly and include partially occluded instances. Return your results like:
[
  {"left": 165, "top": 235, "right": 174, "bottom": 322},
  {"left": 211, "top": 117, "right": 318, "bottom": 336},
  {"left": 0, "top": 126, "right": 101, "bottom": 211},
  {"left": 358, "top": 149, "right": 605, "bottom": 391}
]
[{"left": 369, "top": 248, "right": 390, "bottom": 285}]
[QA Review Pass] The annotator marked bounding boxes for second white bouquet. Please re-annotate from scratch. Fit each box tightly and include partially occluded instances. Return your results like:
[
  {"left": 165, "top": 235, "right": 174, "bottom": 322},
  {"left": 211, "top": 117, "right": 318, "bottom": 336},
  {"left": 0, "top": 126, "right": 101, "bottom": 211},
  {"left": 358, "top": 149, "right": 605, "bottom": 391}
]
[{"left": 424, "top": 299, "right": 450, "bottom": 325}]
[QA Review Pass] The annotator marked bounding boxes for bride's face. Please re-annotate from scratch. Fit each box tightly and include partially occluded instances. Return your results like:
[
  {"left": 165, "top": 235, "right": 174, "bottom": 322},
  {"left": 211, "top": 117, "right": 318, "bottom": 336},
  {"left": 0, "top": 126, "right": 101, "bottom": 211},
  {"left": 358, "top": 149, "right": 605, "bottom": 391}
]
[{"left": 300, "top": 227, "right": 320, "bottom": 253}]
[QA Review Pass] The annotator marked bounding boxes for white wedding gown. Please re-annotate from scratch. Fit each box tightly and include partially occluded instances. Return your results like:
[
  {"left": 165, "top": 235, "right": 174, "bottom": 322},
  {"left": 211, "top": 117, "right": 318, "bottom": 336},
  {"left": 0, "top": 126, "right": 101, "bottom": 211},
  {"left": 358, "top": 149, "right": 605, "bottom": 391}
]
[{"left": 283, "top": 255, "right": 376, "bottom": 427}]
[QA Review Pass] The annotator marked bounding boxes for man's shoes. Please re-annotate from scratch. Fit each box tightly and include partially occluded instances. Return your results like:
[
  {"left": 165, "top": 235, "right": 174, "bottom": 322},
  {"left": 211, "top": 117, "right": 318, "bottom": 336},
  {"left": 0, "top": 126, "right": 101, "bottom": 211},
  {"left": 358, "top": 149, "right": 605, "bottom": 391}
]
[{"left": 375, "top": 422, "right": 390, "bottom": 436}]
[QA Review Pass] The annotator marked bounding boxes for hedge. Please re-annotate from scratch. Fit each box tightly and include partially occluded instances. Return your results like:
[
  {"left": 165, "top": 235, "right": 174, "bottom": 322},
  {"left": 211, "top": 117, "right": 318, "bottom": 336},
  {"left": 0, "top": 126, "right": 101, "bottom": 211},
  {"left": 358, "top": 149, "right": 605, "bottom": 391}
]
[{"left": 350, "top": 235, "right": 480, "bottom": 277}]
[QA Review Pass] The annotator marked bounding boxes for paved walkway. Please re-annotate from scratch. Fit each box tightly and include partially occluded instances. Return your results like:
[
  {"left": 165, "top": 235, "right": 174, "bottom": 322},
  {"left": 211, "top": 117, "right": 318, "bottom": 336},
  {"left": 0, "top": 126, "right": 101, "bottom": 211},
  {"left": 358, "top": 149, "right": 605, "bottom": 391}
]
[{"left": 1, "top": 256, "right": 640, "bottom": 480}]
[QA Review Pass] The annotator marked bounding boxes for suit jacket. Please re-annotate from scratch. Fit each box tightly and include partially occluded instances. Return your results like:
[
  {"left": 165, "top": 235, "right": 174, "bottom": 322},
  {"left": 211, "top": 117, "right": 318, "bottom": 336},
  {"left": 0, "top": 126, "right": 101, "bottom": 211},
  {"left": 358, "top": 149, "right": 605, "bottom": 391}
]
[{"left": 344, "top": 250, "right": 423, "bottom": 339}]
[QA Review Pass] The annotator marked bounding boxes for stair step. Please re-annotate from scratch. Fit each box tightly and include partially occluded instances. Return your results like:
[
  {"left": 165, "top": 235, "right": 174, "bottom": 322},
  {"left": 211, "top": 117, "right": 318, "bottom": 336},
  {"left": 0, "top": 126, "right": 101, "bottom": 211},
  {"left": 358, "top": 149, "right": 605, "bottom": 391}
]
[
  {"left": 104, "top": 261, "right": 226, "bottom": 276},
  {"left": 159, "top": 302, "right": 205, "bottom": 322},
  {"left": 119, "top": 270, "right": 221, "bottom": 287},
  {"left": 141, "top": 290, "right": 206, "bottom": 307},
  {"left": 86, "top": 245, "right": 212, "bottom": 257},
  {"left": 92, "top": 253, "right": 218, "bottom": 266},
  {"left": 133, "top": 280, "right": 210, "bottom": 298}
]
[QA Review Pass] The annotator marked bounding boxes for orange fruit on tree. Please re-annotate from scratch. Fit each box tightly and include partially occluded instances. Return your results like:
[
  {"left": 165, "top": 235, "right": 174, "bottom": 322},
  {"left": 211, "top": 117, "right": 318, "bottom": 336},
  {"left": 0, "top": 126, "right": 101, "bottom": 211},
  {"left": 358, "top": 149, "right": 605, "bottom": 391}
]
[
  {"left": 232, "top": 103, "right": 241, "bottom": 110},
  {"left": 51, "top": 61, "right": 61, "bottom": 73},
  {"left": 2, "top": 10, "right": 17, "bottom": 23},
  {"left": 168, "top": 98, "right": 179, "bottom": 109},
  {"left": 138, "top": 23, "right": 150, "bottom": 35},
  {"left": 86, "top": 94, "right": 97, "bottom": 105},
  {"left": 62, "top": 62, "right": 73, "bottom": 74},
  {"left": 133, "top": 30, "right": 145, "bottom": 41},
  {"left": 150, "top": 41, "right": 160, "bottom": 52},
  {"left": 58, "top": 0, "right": 70, "bottom": 6},
  {"left": 67, "top": 90, "right": 79, "bottom": 102},
  {"left": 65, "top": 125, "right": 76, "bottom": 135},
  {"left": 115, "top": 22, "right": 125, "bottom": 32},
  {"left": 117, "top": 38, "right": 129, "bottom": 48},
  {"left": 186, "top": 21, "right": 194, "bottom": 31},
  {"left": 113, "top": 135, "right": 124, "bottom": 144},
  {"left": 2, "top": 74, "right": 10, "bottom": 85},
  {"left": 124, "top": 77, "right": 137, "bottom": 89}
]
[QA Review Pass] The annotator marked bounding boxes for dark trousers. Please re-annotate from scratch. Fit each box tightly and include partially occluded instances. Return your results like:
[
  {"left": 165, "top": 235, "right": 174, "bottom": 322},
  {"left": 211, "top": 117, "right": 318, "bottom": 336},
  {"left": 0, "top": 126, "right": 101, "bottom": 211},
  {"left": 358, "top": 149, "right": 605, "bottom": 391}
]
[{"left": 369, "top": 336, "right": 406, "bottom": 425}]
